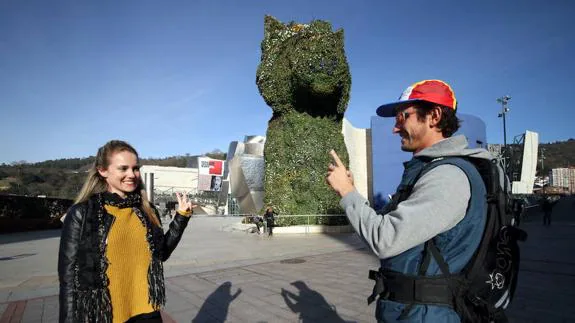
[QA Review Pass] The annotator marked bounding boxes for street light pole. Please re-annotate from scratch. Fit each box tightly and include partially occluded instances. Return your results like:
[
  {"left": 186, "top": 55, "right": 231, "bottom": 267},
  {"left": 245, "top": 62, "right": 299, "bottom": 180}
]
[
  {"left": 497, "top": 95, "right": 511, "bottom": 173},
  {"left": 539, "top": 148, "right": 546, "bottom": 172},
  {"left": 497, "top": 95, "right": 511, "bottom": 148}
]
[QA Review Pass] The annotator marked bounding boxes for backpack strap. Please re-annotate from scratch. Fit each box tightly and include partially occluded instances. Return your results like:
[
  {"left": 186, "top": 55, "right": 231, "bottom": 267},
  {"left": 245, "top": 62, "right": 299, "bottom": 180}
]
[
  {"left": 396, "top": 163, "right": 464, "bottom": 318},
  {"left": 369, "top": 157, "right": 477, "bottom": 317},
  {"left": 396, "top": 238, "right": 453, "bottom": 319},
  {"left": 404, "top": 156, "right": 469, "bottom": 276}
]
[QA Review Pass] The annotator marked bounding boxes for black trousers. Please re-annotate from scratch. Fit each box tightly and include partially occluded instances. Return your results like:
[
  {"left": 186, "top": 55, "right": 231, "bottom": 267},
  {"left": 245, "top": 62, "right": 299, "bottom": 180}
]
[
  {"left": 126, "top": 311, "right": 162, "bottom": 323},
  {"left": 543, "top": 212, "right": 552, "bottom": 226}
]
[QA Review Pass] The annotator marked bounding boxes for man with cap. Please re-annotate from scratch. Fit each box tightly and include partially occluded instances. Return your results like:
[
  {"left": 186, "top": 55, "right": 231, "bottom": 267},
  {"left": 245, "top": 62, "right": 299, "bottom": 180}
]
[{"left": 326, "top": 80, "right": 492, "bottom": 322}]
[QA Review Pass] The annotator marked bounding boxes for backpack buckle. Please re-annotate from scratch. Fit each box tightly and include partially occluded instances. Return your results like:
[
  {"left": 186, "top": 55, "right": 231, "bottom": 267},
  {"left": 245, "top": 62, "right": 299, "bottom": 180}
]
[{"left": 367, "top": 269, "right": 390, "bottom": 304}]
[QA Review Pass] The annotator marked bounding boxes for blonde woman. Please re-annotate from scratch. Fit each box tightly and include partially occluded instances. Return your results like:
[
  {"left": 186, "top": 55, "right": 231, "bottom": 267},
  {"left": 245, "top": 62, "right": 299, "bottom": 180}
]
[{"left": 58, "top": 140, "right": 195, "bottom": 323}]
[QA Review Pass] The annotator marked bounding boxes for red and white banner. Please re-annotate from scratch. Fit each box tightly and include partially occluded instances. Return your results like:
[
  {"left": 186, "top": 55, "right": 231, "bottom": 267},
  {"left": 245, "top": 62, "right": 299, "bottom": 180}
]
[
  {"left": 198, "top": 157, "right": 224, "bottom": 191},
  {"left": 198, "top": 157, "right": 224, "bottom": 176}
]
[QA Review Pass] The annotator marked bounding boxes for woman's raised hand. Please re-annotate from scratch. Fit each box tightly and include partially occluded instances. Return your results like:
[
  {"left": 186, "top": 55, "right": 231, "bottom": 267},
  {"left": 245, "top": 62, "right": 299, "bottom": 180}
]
[{"left": 176, "top": 192, "right": 197, "bottom": 214}]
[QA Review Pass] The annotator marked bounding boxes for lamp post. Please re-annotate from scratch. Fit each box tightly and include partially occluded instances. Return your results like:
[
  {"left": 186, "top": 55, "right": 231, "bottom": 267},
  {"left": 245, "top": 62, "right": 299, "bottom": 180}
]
[
  {"left": 497, "top": 95, "right": 511, "bottom": 148},
  {"left": 497, "top": 95, "right": 511, "bottom": 173},
  {"left": 539, "top": 147, "right": 546, "bottom": 173}
]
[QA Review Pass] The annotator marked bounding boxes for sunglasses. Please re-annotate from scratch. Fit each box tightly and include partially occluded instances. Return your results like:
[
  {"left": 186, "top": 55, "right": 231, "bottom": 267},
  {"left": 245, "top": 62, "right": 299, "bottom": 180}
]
[{"left": 395, "top": 110, "right": 417, "bottom": 124}]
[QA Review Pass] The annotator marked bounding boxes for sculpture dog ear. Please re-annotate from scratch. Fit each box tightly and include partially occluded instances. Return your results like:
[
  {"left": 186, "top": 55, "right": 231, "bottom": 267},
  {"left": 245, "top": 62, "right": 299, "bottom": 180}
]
[
  {"left": 334, "top": 29, "right": 344, "bottom": 43},
  {"left": 263, "top": 15, "right": 286, "bottom": 41},
  {"left": 309, "top": 19, "right": 332, "bottom": 33},
  {"left": 258, "top": 15, "right": 293, "bottom": 114}
]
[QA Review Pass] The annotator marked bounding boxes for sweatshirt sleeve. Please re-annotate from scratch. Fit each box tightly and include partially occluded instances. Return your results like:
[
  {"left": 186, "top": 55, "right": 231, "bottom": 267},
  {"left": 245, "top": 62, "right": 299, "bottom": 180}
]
[{"left": 339, "top": 164, "right": 470, "bottom": 259}]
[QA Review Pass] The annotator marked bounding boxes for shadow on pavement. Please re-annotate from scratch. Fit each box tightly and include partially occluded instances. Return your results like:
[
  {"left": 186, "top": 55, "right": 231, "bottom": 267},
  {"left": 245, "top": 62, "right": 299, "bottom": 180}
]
[
  {"left": 319, "top": 231, "right": 368, "bottom": 250},
  {"left": 0, "top": 253, "right": 37, "bottom": 261},
  {"left": 281, "top": 280, "right": 354, "bottom": 323},
  {"left": 191, "top": 281, "right": 241, "bottom": 323},
  {"left": 0, "top": 229, "right": 61, "bottom": 245}
]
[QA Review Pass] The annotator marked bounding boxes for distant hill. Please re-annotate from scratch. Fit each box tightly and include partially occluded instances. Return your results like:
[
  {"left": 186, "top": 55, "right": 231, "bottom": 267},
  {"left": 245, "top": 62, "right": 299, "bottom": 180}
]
[
  {"left": 490, "top": 139, "right": 574, "bottom": 178},
  {"left": 0, "top": 151, "right": 226, "bottom": 199},
  {"left": 1, "top": 139, "right": 573, "bottom": 199},
  {"left": 538, "top": 139, "right": 575, "bottom": 175}
]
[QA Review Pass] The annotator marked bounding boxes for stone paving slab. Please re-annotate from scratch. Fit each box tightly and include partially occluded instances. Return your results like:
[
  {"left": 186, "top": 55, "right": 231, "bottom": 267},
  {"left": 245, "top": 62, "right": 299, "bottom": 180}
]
[
  {"left": 505, "top": 222, "right": 575, "bottom": 323},
  {"left": 1, "top": 216, "right": 574, "bottom": 322},
  {"left": 0, "top": 217, "right": 365, "bottom": 293}
]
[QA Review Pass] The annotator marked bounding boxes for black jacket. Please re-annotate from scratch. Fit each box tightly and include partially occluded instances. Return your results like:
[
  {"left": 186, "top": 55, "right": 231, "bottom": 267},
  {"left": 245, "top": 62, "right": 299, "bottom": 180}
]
[
  {"left": 58, "top": 196, "right": 190, "bottom": 323},
  {"left": 264, "top": 210, "right": 276, "bottom": 226}
]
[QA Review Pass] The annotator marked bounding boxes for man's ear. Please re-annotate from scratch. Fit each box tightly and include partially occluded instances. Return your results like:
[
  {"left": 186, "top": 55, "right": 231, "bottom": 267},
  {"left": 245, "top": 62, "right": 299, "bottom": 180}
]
[{"left": 429, "top": 106, "right": 442, "bottom": 127}]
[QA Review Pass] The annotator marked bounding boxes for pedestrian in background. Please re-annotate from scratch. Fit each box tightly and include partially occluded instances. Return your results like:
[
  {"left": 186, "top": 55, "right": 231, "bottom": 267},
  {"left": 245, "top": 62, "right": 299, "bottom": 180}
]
[
  {"left": 264, "top": 206, "right": 277, "bottom": 236},
  {"left": 541, "top": 196, "right": 557, "bottom": 226}
]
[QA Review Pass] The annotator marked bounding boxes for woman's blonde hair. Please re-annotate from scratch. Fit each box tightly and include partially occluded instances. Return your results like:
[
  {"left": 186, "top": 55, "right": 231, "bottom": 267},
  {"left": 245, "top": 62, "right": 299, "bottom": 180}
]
[{"left": 75, "top": 140, "right": 160, "bottom": 227}]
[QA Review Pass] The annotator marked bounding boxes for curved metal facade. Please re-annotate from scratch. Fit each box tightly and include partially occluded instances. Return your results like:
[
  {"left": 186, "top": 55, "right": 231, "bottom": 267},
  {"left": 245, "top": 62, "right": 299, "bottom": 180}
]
[{"left": 227, "top": 136, "right": 266, "bottom": 214}]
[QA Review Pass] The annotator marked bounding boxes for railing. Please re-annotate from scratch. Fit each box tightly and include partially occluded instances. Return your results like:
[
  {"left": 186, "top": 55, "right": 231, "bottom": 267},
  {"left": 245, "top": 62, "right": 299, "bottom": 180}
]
[
  {"left": 241, "top": 214, "right": 349, "bottom": 234},
  {"left": 274, "top": 214, "right": 348, "bottom": 226}
]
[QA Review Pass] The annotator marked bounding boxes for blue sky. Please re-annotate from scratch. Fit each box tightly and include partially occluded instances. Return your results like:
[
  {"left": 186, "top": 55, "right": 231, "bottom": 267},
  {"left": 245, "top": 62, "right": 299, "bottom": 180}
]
[{"left": 1, "top": 0, "right": 573, "bottom": 163}]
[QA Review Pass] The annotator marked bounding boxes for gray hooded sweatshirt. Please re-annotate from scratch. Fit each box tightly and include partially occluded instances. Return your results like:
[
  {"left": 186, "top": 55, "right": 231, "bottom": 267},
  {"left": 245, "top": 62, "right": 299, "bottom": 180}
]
[{"left": 340, "top": 135, "right": 493, "bottom": 259}]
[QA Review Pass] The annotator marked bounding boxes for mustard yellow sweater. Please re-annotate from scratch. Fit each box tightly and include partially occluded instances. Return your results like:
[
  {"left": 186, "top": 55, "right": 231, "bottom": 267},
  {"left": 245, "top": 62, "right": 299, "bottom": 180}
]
[{"left": 104, "top": 205, "right": 154, "bottom": 323}]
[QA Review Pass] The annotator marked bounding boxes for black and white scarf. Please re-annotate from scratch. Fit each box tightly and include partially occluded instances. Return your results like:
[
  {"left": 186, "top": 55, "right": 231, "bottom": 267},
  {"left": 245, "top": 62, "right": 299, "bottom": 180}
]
[{"left": 74, "top": 191, "right": 165, "bottom": 323}]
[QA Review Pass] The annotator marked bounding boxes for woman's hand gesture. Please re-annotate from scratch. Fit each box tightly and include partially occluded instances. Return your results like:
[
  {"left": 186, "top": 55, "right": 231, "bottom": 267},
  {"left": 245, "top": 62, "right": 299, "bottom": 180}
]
[{"left": 176, "top": 192, "right": 197, "bottom": 214}]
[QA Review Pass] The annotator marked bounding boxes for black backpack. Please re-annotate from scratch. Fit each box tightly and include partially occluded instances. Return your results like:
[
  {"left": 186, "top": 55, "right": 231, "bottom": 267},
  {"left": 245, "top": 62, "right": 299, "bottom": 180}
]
[{"left": 368, "top": 157, "right": 528, "bottom": 323}]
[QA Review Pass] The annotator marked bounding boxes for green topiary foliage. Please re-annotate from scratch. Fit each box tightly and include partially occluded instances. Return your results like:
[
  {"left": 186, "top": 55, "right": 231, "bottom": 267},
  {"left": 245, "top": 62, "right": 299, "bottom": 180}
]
[{"left": 256, "top": 15, "right": 351, "bottom": 215}]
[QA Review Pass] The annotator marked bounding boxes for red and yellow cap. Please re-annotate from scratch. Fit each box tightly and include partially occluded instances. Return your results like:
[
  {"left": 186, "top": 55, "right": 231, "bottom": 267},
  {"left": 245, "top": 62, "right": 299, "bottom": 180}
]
[{"left": 376, "top": 79, "right": 457, "bottom": 117}]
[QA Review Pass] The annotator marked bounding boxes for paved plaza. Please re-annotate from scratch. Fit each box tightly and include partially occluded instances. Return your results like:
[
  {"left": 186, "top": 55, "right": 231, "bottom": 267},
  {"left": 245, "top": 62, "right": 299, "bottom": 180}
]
[{"left": 1, "top": 200, "right": 574, "bottom": 322}]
